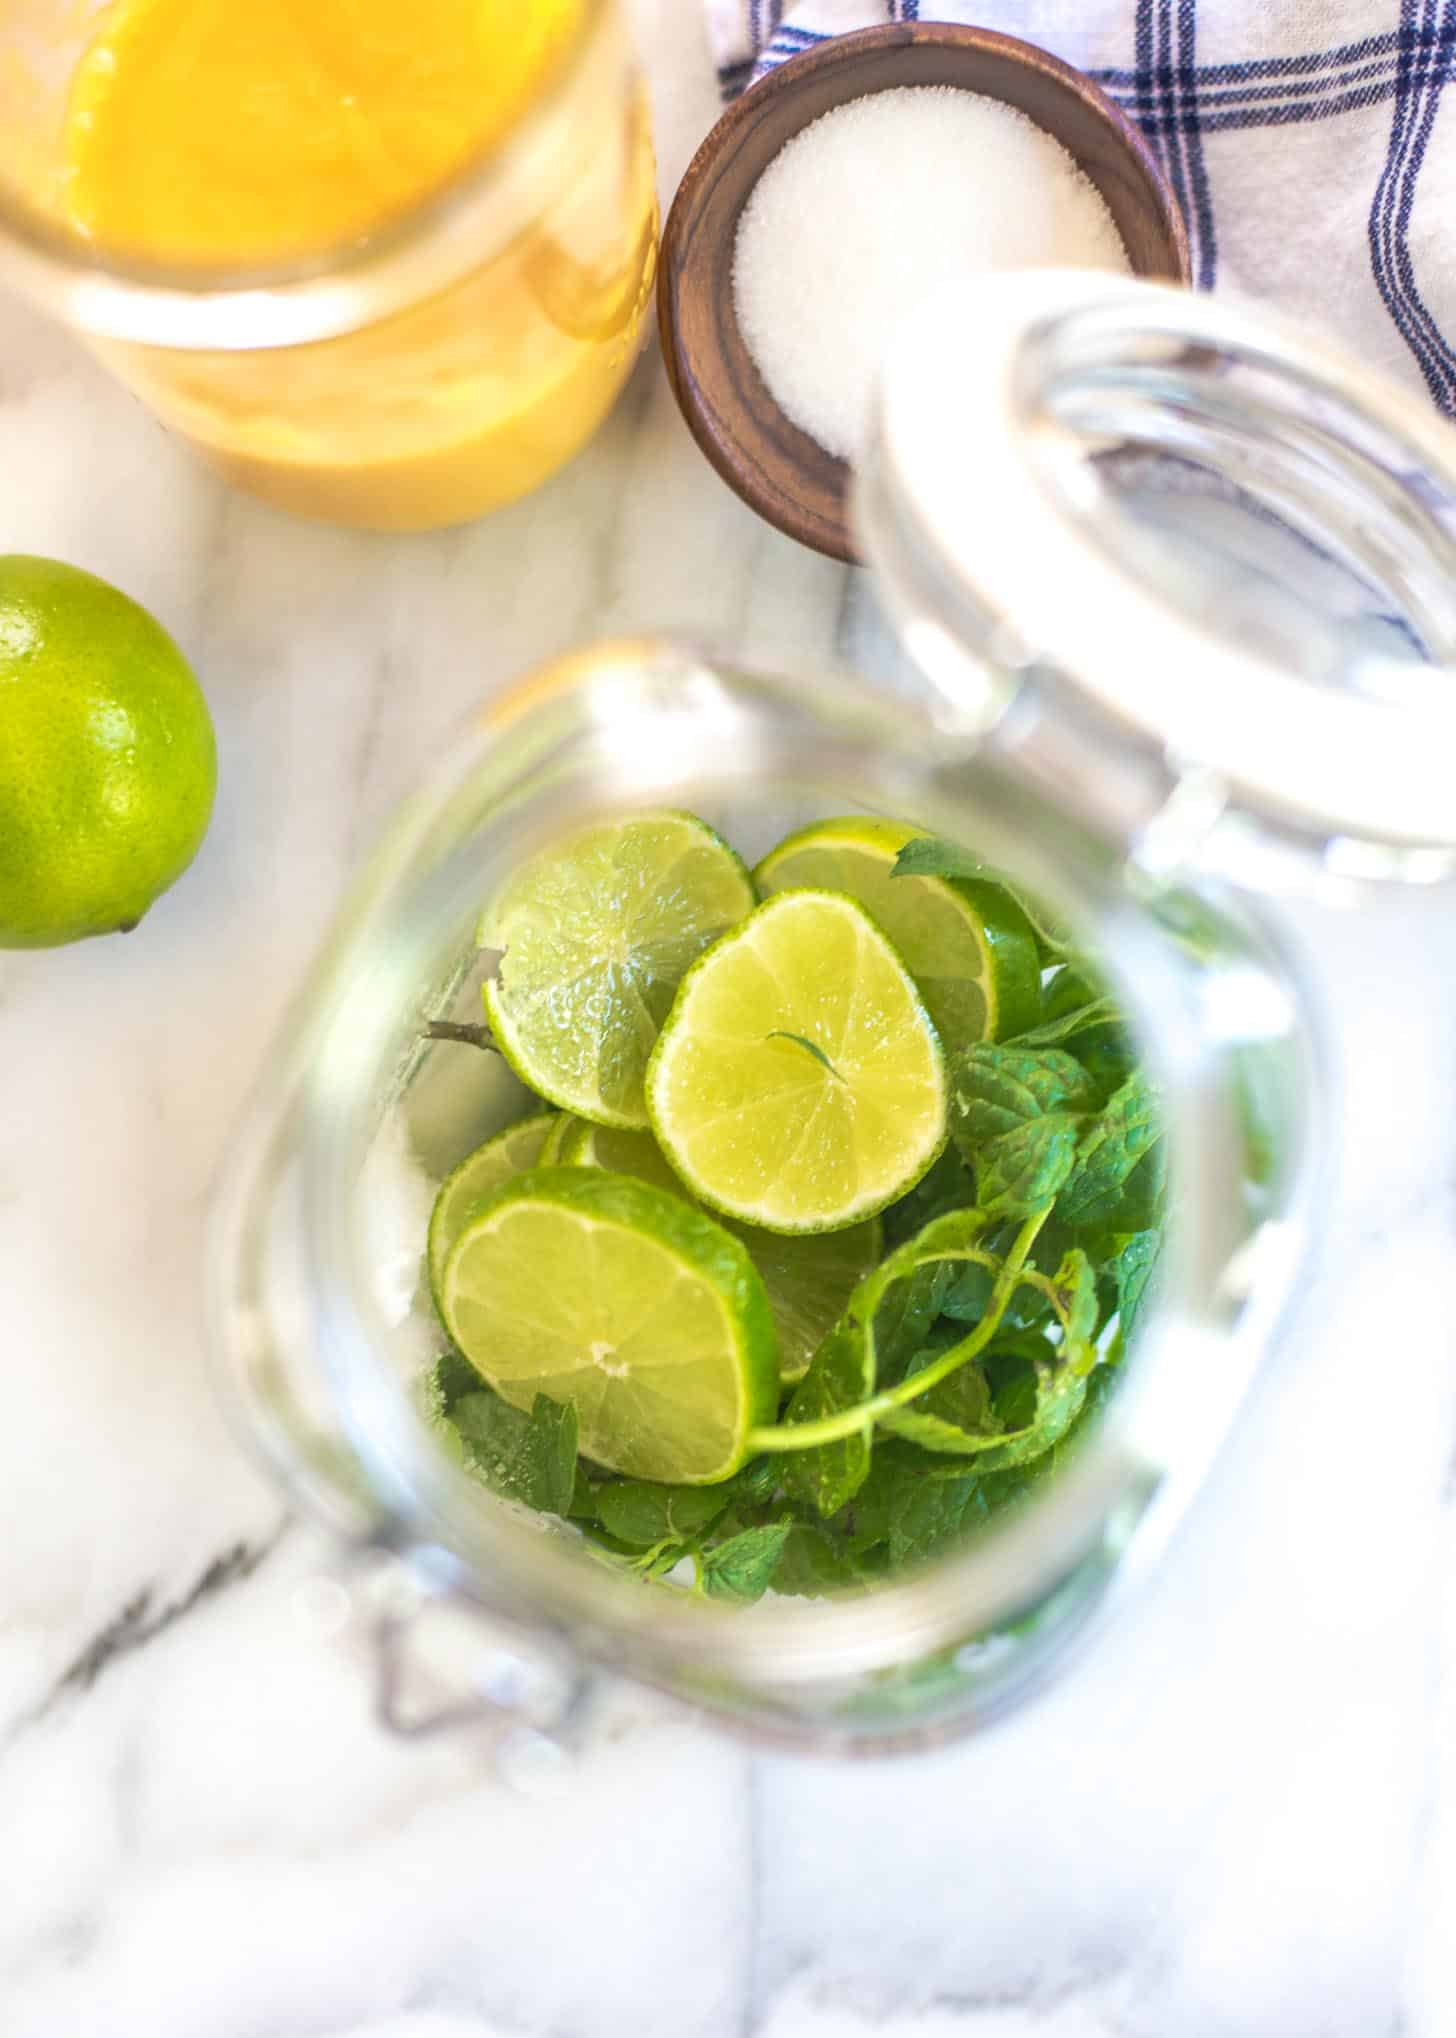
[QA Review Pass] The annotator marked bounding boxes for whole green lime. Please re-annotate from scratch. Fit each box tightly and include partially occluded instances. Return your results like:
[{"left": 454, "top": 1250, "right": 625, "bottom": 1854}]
[{"left": 0, "top": 556, "right": 217, "bottom": 947}]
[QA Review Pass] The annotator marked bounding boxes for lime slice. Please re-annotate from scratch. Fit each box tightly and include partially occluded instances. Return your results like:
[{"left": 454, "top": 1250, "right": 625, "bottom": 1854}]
[
  {"left": 427, "top": 1112, "right": 558, "bottom": 1301},
  {"left": 564, "top": 1121, "right": 880, "bottom": 1379},
  {"left": 754, "top": 816, "right": 1041, "bottom": 1053},
  {"left": 439, "top": 1169, "right": 779, "bottom": 1483},
  {"left": 647, "top": 889, "right": 948, "bottom": 1234},
  {"left": 480, "top": 811, "right": 755, "bottom": 1130},
  {"left": 559, "top": 1118, "right": 684, "bottom": 1191},
  {"left": 742, "top": 1219, "right": 881, "bottom": 1381},
  {"left": 538, "top": 1114, "right": 580, "bottom": 1165}
]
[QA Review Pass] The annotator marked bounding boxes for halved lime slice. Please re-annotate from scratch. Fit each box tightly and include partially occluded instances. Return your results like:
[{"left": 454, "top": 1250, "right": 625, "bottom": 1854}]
[
  {"left": 647, "top": 889, "right": 948, "bottom": 1235},
  {"left": 480, "top": 812, "right": 755, "bottom": 1129},
  {"left": 439, "top": 1169, "right": 779, "bottom": 1483},
  {"left": 754, "top": 816, "right": 1041, "bottom": 1052},
  {"left": 427, "top": 1112, "right": 558, "bottom": 1302},
  {"left": 563, "top": 1121, "right": 880, "bottom": 1379}
]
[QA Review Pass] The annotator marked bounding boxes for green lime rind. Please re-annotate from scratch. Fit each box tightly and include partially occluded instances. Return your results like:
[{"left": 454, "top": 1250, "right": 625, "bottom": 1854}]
[
  {"left": 560, "top": 1118, "right": 683, "bottom": 1190},
  {"left": 537, "top": 1113, "right": 580, "bottom": 1165},
  {"left": 949, "top": 877, "right": 1042, "bottom": 1040},
  {"left": 646, "top": 888, "right": 949, "bottom": 1237},
  {"left": 0, "top": 555, "right": 217, "bottom": 948},
  {"left": 426, "top": 1112, "right": 558, "bottom": 1304},
  {"left": 439, "top": 1167, "right": 780, "bottom": 1484},
  {"left": 754, "top": 814, "right": 1041, "bottom": 1050},
  {"left": 562, "top": 1121, "right": 881, "bottom": 1380},
  {"left": 479, "top": 810, "right": 756, "bottom": 1130}
]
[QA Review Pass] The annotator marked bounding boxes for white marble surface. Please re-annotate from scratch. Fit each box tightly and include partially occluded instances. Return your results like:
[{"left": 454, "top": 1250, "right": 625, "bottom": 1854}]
[{"left": 4, "top": 7, "right": 1456, "bottom": 2036}]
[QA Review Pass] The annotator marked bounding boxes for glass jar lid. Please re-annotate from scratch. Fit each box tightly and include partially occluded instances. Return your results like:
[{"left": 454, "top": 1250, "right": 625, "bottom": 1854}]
[{"left": 859, "top": 270, "right": 1456, "bottom": 874}]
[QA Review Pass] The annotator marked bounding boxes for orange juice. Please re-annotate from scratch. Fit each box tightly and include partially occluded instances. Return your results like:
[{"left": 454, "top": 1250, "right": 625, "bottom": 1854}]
[{"left": 60, "top": 0, "right": 657, "bottom": 528}]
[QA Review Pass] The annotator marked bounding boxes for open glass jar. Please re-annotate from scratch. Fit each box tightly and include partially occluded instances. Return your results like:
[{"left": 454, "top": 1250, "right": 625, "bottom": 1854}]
[{"left": 211, "top": 274, "right": 1456, "bottom": 1756}]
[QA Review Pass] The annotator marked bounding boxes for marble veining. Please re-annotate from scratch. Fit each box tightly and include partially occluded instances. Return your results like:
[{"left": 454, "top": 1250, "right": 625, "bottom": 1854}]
[{"left": 3, "top": 4, "right": 1456, "bottom": 2034}]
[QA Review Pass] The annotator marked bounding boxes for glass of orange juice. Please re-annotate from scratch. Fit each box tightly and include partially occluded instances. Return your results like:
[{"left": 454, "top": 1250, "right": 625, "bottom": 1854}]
[{"left": 0, "top": 0, "right": 658, "bottom": 530}]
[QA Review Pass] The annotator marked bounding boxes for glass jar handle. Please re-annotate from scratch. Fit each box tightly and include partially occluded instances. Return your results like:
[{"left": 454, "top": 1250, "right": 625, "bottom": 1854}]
[{"left": 365, "top": 1561, "right": 592, "bottom": 1772}]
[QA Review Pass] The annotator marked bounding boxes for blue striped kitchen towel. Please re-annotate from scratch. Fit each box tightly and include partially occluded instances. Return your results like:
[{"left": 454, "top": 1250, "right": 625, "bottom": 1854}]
[{"left": 704, "top": 1, "right": 1456, "bottom": 414}]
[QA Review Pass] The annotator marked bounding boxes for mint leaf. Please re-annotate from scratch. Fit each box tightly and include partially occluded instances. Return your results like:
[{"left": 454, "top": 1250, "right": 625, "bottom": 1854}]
[
  {"left": 867, "top": 1208, "right": 992, "bottom": 1348},
  {"left": 1058, "top": 1074, "right": 1160, "bottom": 1227},
  {"left": 878, "top": 1357, "right": 999, "bottom": 1447},
  {"left": 1075, "top": 1033, "right": 1140, "bottom": 1108},
  {"left": 567, "top": 1467, "right": 601, "bottom": 1521},
  {"left": 1040, "top": 965, "right": 1100, "bottom": 1019},
  {"left": 728, "top": 1456, "right": 781, "bottom": 1507},
  {"left": 780, "top": 1318, "right": 876, "bottom": 1515},
  {"left": 451, "top": 1391, "right": 533, "bottom": 1490},
  {"left": 882, "top": 1144, "right": 977, "bottom": 1247},
  {"left": 872, "top": 1259, "right": 958, "bottom": 1385},
  {"left": 451, "top": 1389, "right": 579, "bottom": 1516},
  {"left": 940, "top": 1261, "right": 995, "bottom": 1322},
  {"left": 700, "top": 1522, "right": 791, "bottom": 1602},
  {"left": 881, "top": 1339, "right": 1030, "bottom": 1457},
  {"left": 890, "top": 835, "right": 990, "bottom": 883},
  {"left": 889, "top": 1474, "right": 985, "bottom": 1568},
  {"left": 984, "top": 1339, "right": 1046, "bottom": 1429},
  {"left": 1099, "top": 1143, "right": 1167, "bottom": 1233},
  {"left": 832, "top": 1446, "right": 912, "bottom": 1554},
  {"left": 952, "top": 1042, "right": 1099, "bottom": 1150},
  {"left": 882, "top": 1330, "right": 1092, "bottom": 1478},
  {"left": 1110, "top": 1229, "right": 1161, "bottom": 1356},
  {"left": 1048, "top": 1246, "right": 1099, "bottom": 1364},
  {"left": 422, "top": 1350, "right": 485, "bottom": 1418},
  {"left": 976, "top": 1114, "right": 1080, "bottom": 1216},
  {"left": 526, "top": 1396, "right": 578, "bottom": 1517},
  {"left": 828, "top": 1443, "right": 983, "bottom": 1567},
  {"left": 773, "top": 1521, "right": 869, "bottom": 1596},
  {"left": 595, "top": 1480, "right": 730, "bottom": 1548},
  {"left": 976, "top": 1366, "right": 1115, "bottom": 1519},
  {"left": 1007, "top": 998, "right": 1120, "bottom": 1049},
  {"left": 968, "top": 1358, "right": 1090, "bottom": 1473},
  {"left": 903, "top": 1340, "right": 994, "bottom": 1415},
  {"left": 890, "top": 839, "right": 1072, "bottom": 960}
]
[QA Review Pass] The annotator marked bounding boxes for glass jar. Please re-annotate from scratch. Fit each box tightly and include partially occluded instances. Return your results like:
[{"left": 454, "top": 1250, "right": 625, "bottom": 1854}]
[
  {"left": 0, "top": 0, "right": 656, "bottom": 530},
  {"left": 210, "top": 274, "right": 1456, "bottom": 1756}
]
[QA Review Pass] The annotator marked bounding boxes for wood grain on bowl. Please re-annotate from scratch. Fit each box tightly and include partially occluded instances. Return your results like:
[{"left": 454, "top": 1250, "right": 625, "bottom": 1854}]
[{"left": 658, "top": 22, "right": 1191, "bottom": 565}]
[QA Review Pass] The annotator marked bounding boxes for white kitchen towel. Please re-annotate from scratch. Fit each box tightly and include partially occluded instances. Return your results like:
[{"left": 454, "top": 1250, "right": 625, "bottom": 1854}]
[{"left": 702, "top": 1, "right": 1456, "bottom": 415}]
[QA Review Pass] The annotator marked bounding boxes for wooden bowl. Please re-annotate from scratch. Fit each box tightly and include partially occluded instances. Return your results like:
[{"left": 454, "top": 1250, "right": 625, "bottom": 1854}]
[{"left": 658, "top": 22, "right": 1192, "bottom": 564}]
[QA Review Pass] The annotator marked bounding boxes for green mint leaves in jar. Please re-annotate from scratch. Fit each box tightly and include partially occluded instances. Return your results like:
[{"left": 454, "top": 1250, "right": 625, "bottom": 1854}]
[{"left": 420, "top": 814, "right": 1166, "bottom": 1604}]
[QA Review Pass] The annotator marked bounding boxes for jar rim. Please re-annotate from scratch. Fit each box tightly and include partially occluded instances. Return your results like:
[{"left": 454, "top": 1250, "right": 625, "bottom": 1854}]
[
  {"left": 0, "top": 0, "right": 611, "bottom": 351},
  {"left": 861, "top": 271, "right": 1456, "bottom": 867}
]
